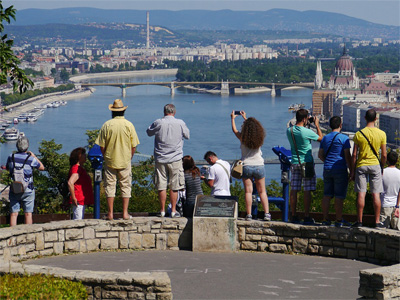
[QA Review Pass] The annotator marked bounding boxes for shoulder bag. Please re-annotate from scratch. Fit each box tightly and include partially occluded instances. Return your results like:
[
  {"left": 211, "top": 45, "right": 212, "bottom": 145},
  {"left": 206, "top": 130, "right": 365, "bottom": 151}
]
[
  {"left": 290, "top": 127, "right": 315, "bottom": 178},
  {"left": 359, "top": 130, "right": 383, "bottom": 170},
  {"left": 231, "top": 160, "right": 243, "bottom": 179},
  {"left": 215, "top": 161, "right": 232, "bottom": 183},
  {"left": 323, "top": 132, "right": 340, "bottom": 159}
]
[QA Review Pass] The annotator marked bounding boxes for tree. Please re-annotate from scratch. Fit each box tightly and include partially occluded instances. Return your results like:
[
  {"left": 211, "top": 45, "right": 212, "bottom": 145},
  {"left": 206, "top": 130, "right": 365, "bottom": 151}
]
[
  {"left": 0, "top": 2, "right": 33, "bottom": 93},
  {"left": 60, "top": 68, "right": 69, "bottom": 82}
]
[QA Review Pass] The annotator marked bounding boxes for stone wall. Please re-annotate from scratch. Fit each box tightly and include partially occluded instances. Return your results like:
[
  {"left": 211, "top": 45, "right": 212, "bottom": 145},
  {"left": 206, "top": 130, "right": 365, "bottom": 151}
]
[
  {"left": 0, "top": 259, "right": 172, "bottom": 300},
  {"left": 237, "top": 220, "right": 400, "bottom": 265},
  {"left": 0, "top": 217, "right": 399, "bottom": 299},
  {"left": 359, "top": 264, "right": 400, "bottom": 300},
  {"left": 0, "top": 218, "right": 191, "bottom": 261},
  {"left": 0, "top": 218, "right": 190, "bottom": 300}
]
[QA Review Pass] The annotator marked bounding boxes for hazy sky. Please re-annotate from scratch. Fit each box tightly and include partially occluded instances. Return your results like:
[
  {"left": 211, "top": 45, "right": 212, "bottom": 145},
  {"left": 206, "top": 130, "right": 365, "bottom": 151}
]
[{"left": 3, "top": 0, "right": 400, "bottom": 26}]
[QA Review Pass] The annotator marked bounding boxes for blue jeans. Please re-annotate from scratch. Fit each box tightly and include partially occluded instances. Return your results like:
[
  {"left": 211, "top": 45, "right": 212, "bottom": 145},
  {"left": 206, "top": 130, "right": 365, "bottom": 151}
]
[
  {"left": 323, "top": 169, "right": 348, "bottom": 199},
  {"left": 242, "top": 165, "right": 265, "bottom": 180},
  {"left": 10, "top": 190, "right": 35, "bottom": 213}
]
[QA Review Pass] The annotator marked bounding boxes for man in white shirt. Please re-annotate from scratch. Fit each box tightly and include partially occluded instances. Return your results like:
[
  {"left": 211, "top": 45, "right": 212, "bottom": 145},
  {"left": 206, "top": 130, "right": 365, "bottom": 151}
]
[
  {"left": 380, "top": 151, "right": 400, "bottom": 230},
  {"left": 203, "top": 151, "right": 231, "bottom": 196}
]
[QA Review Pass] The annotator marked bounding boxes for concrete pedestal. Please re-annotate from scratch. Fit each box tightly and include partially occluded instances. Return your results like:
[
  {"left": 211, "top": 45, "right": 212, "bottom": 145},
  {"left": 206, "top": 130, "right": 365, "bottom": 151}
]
[{"left": 193, "top": 217, "right": 237, "bottom": 252}]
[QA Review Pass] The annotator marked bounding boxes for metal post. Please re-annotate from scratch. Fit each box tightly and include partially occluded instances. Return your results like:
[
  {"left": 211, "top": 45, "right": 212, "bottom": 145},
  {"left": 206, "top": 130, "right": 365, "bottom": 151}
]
[{"left": 88, "top": 144, "right": 103, "bottom": 219}]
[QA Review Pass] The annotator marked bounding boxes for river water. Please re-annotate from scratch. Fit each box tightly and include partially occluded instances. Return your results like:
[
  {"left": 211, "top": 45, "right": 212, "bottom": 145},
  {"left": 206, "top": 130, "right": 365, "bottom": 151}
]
[{"left": 0, "top": 73, "right": 321, "bottom": 183}]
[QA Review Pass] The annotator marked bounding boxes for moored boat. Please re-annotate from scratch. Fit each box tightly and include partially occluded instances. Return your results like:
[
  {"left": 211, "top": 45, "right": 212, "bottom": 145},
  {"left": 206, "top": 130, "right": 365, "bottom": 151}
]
[{"left": 3, "top": 127, "right": 19, "bottom": 141}]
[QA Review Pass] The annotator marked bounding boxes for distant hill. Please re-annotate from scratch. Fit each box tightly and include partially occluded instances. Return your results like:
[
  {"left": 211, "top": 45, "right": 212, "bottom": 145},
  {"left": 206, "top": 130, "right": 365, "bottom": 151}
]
[{"left": 11, "top": 8, "right": 399, "bottom": 40}]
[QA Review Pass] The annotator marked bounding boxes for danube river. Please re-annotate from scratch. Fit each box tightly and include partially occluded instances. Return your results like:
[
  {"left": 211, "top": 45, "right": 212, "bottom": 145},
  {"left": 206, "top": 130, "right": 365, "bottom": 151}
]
[{"left": 0, "top": 72, "right": 321, "bottom": 183}]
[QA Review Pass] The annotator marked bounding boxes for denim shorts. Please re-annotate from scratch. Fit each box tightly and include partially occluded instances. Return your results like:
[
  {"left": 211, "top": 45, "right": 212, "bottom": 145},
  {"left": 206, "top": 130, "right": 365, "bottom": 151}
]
[
  {"left": 323, "top": 169, "right": 348, "bottom": 199},
  {"left": 9, "top": 190, "right": 35, "bottom": 213},
  {"left": 242, "top": 165, "right": 265, "bottom": 180}
]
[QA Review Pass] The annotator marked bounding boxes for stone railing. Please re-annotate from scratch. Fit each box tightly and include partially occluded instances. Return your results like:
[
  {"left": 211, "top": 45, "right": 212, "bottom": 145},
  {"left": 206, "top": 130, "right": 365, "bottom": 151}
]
[
  {"left": 0, "top": 218, "right": 190, "bottom": 300},
  {"left": 359, "top": 264, "right": 400, "bottom": 299},
  {"left": 0, "top": 217, "right": 399, "bottom": 299},
  {"left": 0, "top": 259, "right": 171, "bottom": 300},
  {"left": 237, "top": 220, "right": 399, "bottom": 265}
]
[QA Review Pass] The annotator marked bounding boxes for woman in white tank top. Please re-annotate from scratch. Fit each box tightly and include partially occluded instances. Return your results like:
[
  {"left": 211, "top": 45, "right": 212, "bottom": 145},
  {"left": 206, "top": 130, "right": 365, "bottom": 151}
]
[{"left": 231, "top": 111, "right": 271, "bottom": 221}]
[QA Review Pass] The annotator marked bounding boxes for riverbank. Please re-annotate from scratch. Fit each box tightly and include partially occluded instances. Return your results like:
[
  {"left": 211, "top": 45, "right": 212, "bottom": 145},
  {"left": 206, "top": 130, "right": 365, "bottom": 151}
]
[
  {"left": 2, "top": 88, "right": 94, "bottom": 120},
  {"left": 70, "top": 69, "right": 178, "bottom": 83}
]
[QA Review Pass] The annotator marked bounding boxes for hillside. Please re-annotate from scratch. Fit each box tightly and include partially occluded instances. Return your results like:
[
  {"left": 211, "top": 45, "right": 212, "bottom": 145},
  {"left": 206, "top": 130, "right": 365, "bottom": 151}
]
[{"left": 11, "top": 8, "right": 399, "bottom": 40}]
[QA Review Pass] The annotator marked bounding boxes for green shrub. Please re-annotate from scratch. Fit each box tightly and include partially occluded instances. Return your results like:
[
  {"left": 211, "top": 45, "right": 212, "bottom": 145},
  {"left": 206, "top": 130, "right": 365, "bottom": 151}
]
[{"left": 0, "top": 273, "right": 87, "bottom": 299}]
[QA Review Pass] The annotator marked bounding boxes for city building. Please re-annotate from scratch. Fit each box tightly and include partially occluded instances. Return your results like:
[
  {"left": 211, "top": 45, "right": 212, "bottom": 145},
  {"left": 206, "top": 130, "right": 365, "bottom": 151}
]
[
  {"left": 328, "top": 46, "right": 360, "bottom": 91},
  {"left": 312, "top": 89, "right": 335, "bottom": 119},
  {"left": 379, "top": 111, "right": 400, "bottom": 145}
]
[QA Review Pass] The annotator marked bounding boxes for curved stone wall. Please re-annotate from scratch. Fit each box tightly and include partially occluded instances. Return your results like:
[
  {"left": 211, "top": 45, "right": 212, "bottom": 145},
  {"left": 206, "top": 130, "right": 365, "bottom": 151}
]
[{"left": 0, "top": 217, "right": 398, "bottom": 299}]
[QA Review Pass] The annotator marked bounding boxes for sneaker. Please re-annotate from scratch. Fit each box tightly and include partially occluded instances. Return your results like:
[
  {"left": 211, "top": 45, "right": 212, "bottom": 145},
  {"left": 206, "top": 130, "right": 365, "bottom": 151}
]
[
  {"left": 303, "top": 216, "right": 316, "bottom": 225},
  {"left": 246, "top": 214, "right": 253, "bottom": 221},
  {"left": 264, "top": 213, "right": 271, "bottom": 221},
  {"left": 321, "top": 219, "right": 332, "bottom": 226},
  {"left": 335, "top": 219, "right": 352, "bottom": 228},
  {"left": 171, "top": 211, "right": 181, "bottom": 218},
  {"left": 375, "top": 222, "right": 385, "bottom": 229},
  {"left": 291, "top": 215, "right": 301, "bottom": 224},
  {"left": 157, "top": 211, "right": 165, "bottom": 217},
  {"left": 351, "top": 221, "right": 363, "bottom": 228}
]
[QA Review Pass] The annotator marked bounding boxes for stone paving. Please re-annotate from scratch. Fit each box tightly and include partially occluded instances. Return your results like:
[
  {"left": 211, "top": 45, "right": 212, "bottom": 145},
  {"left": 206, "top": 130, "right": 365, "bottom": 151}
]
[{"left": 27, "top": 250, "right": 377, "bottom": 300}]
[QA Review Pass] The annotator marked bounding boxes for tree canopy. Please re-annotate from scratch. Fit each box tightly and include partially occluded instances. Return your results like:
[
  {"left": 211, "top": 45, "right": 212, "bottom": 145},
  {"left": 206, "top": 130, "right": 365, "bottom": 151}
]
[{"left": 0, "top": 2, "right": 33, "bottom": 93}]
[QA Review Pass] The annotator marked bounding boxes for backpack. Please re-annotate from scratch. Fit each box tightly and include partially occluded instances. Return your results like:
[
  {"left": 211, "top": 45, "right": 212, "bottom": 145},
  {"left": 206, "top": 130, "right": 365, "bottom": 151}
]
[{"left": 10, "top": 153, "right": 31, "bottom": 194}]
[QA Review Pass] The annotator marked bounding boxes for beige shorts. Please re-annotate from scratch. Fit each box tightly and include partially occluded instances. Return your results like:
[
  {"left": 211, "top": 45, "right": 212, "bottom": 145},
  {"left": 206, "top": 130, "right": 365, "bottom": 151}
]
[
  {"left": 380, "top": 207, "right": 400, "bottom": 230},
  {"left": 154, "top": 160, "right": 184, "bottom": 191},
  {"left": 104, "top": 165, "right": 132, "bottom": 198}
]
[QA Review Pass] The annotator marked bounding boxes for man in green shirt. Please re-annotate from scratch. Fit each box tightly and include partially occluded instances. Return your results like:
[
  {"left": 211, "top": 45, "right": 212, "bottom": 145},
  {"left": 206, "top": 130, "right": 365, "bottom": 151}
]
[{"left": 286, "top": 109, "right": 323, "bottom": 224}]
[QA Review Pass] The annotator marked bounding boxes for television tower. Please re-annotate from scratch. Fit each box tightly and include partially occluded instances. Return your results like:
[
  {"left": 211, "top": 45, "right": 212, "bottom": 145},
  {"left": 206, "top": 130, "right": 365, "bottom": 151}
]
[{"left": 146, "top": 11, "right": 150, "bottom": 49}]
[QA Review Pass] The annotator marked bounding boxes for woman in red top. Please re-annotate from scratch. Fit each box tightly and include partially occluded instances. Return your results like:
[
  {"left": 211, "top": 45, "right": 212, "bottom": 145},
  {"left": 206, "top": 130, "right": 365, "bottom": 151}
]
[{"left": 68, "top": 147, "right": 94, "bottom": 220}]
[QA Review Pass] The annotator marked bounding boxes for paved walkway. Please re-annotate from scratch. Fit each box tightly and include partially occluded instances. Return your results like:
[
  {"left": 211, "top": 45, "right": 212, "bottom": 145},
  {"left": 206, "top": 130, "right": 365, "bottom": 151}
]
[{"left": 27, "top": 250, "right": 376, "bottom": 299}]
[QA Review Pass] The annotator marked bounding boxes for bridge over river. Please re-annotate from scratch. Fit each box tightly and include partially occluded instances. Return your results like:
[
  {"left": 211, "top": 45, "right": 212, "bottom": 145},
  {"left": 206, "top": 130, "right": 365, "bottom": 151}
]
[{"left": 80, "top": 81, "right": 314, "bottom": 97}]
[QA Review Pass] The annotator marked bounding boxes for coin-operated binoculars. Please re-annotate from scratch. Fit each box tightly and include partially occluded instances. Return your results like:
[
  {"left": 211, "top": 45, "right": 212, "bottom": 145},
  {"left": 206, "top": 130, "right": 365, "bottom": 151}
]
[
  {"left": 270, "top": 146, "right": 292, "bottom": 222},
  {"left": 88, "top": 144, "right": 103, "bottom": 219}
]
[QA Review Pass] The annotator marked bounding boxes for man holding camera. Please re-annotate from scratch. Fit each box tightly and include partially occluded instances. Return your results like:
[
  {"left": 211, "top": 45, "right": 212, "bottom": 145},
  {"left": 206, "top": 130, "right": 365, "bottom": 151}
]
[{"left": 286, "top": 109, "right": 323, "bottom": 225}]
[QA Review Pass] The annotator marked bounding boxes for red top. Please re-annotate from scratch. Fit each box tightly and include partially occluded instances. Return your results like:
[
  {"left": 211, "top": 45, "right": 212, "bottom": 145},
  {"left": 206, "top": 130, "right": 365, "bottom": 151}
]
[{"left": 69, "top": 164, "right": 94, "bottom": 205}]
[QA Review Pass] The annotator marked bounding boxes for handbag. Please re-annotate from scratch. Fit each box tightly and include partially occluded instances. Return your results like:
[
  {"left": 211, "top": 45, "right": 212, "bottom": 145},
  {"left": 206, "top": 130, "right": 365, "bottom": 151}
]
[
  {"left": 291, "top": 127, "right": 315, "bottom": 178},
  {"left": 231, "top": 160, "right": 243, "bottom": 179}
]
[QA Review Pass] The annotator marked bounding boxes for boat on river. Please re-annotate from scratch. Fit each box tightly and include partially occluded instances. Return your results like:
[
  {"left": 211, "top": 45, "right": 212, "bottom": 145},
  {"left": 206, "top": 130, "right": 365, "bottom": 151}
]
[
  {"left": 288, "top": 103, "right": 305, "bottom": 111},
  {"left": 3, "top": 127, "right": 19, "bottom": 141}
]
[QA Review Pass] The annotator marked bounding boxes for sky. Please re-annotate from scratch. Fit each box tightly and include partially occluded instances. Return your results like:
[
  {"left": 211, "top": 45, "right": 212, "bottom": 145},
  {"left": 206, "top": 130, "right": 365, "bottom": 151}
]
[{"left": 3, "top": 0, "right": 400, "bottom": 26}]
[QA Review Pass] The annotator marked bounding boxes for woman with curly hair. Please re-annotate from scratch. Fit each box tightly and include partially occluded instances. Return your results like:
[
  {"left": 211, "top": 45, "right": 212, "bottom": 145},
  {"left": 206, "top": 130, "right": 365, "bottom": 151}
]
[
  {"left": 182, "top": 155, "right": 203, "bottom": 217},
  {"left": 231, "top": 111, "right": 270, "bottom": 221},
  {"left": 68, "top": 147, "right": 94, "bottom": 220}
]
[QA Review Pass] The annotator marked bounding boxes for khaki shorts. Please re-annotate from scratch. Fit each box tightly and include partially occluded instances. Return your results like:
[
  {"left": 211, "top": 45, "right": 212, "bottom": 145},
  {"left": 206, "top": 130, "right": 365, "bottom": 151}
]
[
  {"left": 354, "top": 165, "right": 383, "bottom": 193},
  {"left": 380, "top": 207, "right": 400, "bottom": 230},
  {"left": 154, "top": 160, "right": 184, "bottom": 191},
  {"left": 104, "top": 165, "right": 132, "bottom": 198}
]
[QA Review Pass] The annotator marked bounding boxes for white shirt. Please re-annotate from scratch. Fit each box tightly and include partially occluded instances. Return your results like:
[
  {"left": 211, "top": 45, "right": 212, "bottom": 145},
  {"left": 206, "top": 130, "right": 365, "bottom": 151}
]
[
  {"left": 381, "top": 167, "right": 400, "bottom": 207},
  {"left": 208, "top": 159, "right": 231, "bottom": 196}
]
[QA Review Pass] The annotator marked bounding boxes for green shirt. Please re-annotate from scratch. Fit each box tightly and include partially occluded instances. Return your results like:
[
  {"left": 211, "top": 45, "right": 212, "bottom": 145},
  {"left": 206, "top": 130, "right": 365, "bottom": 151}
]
[{"left": 286, "top": 125, "right": 319, "bottom": 164}]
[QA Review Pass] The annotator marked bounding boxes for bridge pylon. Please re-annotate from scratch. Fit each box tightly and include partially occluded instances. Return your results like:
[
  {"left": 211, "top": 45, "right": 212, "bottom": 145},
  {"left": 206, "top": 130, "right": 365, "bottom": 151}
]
[
  {"left": 121, "top": 84, "right": 127, "bottom": 98},
  {"left": 170, "top": 82, "right": 175, "bottom": 96},
  {"left": 271, "top": 83, "right": 276, "bottom": 97},
  {"left": 221, "top": 80, "right": 229, "bottom": 95}
]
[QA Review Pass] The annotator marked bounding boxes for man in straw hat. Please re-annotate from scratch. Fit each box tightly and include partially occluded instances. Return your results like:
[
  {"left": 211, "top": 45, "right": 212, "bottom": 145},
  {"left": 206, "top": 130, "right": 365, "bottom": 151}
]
[
  {"left": 147, "top": 104, "right": 190, "bottom": 218},
  {"left": 96, "top": 99, "right": 140, "bottom": 220}
]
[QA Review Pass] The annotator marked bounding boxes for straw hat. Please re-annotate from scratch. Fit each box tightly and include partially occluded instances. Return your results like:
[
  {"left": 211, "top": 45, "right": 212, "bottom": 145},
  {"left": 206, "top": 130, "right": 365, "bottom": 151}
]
[{"left": 109, "top": 99, "right": 127, "bottom": 111}]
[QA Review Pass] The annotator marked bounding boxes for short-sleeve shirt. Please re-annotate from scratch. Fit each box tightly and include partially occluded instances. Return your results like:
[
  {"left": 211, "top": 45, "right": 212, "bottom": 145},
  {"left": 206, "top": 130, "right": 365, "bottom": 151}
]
[
  {"left": 7, "top": 152, "right": 41, "bottom": 193},
  {"left": 208, "top": 159, "right": 231, "bottom": 196},
  {"left": 146, "top": 115, "right": 190, "bottom": 163},
  {"left": 69, "top": 164, "right": 94, "bottom": 206},
  {"left": 286, "top": 125, "right": 320, "bottom": 164},
  {"left": 380, "top": 167, "right": 400, "bottom": 207},
  {"left": 353, "top": 127, "right": 386, "bottom": 168},
  {"left": 96, "top": 116, "right": 140, "bottom": 169},
  {"left": 319, "top": 132, "right": 351, "bottom": 170}
]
